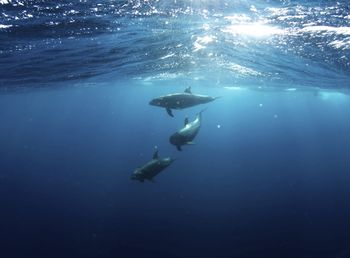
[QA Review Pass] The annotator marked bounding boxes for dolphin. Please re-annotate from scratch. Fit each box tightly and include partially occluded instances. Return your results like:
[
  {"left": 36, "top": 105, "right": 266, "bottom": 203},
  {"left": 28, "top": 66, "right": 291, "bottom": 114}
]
[
  {"left": 131, "top": 149, "right": 174, "bottom": 182},
  {"left": 169, "top": 110, "right": 205, "bottom": 151},
  {"left": 149, "top": 87, "right": 218, "bottom": 117}
]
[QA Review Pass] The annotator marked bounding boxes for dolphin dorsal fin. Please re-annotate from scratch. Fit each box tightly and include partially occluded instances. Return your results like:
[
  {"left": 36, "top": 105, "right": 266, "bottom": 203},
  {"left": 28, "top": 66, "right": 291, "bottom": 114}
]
[
  {"left": 153, "top": 149, "right": 159, "bottom": 160},
  {"left": 184, "top": 87, "right": 192, "bottom": 94},
  {"left": 184, "top": 117, "right": 189, "bottom": 126}
]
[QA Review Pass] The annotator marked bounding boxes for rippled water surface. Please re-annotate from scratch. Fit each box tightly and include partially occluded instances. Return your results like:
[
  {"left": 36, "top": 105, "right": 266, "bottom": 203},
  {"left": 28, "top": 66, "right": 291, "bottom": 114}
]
[{"left": 1, "top": 0, "right": 350, "bottom": 89}]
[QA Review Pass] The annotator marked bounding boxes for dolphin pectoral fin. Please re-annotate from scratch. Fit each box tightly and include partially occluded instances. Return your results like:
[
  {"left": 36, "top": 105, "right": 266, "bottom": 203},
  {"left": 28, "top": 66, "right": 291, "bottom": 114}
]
[
  {"left": 184, "top": 86, "right": 192, "bottom": 94},
  {"left": 176, "top": 145, "right": 182, "bottom": 151},
  {"left": 186, "top": 141, "right": 195, "bottom": 145},
  {"left": 166, "top": 108, "right": 174, "bottom": 117},
  {"left": 153, "top": 149, "right": 159, "bottom": 159}
]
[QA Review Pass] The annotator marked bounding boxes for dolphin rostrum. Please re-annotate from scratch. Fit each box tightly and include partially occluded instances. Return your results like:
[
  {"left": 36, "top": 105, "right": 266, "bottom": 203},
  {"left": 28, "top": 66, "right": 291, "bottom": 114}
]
[
  {"left": 131, "top": 149, "right": 175, "bottom": 182},
  {"left": 149, "top": 87, "right": 218, "bottom": 117},
  {"left": 169, "top": 110, "right": 205, "bottom": 151}
]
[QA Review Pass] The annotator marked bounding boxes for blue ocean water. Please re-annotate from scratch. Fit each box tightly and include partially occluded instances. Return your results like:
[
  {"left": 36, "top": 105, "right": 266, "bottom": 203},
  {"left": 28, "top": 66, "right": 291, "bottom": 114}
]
[{"left": 1, "top": 1, "right": 350, "bottom": 257}]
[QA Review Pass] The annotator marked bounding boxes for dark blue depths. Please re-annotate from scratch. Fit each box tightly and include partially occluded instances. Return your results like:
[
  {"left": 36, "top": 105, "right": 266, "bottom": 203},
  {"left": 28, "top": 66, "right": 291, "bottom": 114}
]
[{"left": 1, "top": 85, "right": 350, "bottom": 258}]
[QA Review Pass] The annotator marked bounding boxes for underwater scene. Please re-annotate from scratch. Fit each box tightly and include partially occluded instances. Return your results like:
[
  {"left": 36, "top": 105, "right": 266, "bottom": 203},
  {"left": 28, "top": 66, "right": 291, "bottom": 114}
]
[{"left": 1, "top": 0, "right": 350, "bottom": 257}]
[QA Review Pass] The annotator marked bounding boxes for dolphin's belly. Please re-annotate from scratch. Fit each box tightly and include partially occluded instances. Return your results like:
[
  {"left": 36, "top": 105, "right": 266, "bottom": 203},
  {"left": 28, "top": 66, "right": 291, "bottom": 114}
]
[{"left": 179, "top": 123, "right": 200, "bottom": 141}]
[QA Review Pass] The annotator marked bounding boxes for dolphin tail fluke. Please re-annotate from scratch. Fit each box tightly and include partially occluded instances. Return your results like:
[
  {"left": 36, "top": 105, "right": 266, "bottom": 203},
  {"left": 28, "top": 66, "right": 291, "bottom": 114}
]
[{"left": 166, "top": 108, "right": 174, "bottom": 117}]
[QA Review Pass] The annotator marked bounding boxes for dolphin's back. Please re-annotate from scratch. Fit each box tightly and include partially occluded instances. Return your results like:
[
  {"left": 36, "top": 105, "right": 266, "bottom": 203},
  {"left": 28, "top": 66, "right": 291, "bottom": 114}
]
[
  {"left": 139, "top": 160, "right": 162, "bottom": 179},
  {"left": 139, "top": 158, "right": 172, "bottom": 180}
]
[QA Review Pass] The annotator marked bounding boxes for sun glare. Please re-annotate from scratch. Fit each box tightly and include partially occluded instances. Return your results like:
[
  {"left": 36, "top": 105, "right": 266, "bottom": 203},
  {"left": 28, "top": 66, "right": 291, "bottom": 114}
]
[{"left": 222, "top": 23, "right": 284, "bottom": 37}]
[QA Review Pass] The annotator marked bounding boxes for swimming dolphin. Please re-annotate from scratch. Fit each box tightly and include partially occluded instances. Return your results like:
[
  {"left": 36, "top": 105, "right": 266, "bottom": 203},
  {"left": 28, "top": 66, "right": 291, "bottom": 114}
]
[
  {"left": 169, "top": 110, "right": 205, "bottom": 151},
  {"left": 131, "top": 149, "right": 174, "bottom": 182},
  {"left": 149, "top": 87, "right": 218, "bottom": 117}
]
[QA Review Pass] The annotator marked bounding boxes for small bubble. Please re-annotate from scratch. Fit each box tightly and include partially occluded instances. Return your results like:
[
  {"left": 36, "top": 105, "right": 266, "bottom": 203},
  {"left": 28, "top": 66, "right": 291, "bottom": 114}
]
[
  {"left": 274, "top": 114, "right": 278, "bottom": 119},
  {"left": 259, "top": 103, "right": 263, "bottom": 107},
  {"left": 217, "top": 124, "right": 221, "bottom": 129}
]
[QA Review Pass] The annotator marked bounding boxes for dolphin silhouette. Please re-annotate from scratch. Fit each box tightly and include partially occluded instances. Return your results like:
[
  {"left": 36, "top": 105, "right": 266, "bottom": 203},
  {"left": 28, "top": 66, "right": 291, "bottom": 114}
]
[
  {"left": 131, "top": 149, "right": 175, "bottom": 182},
  {"left": 169, "top": 110, "right": 205, "bottom": 151},
  {"left": 149, "top": 87, "right": 218, "bottom": 117}
]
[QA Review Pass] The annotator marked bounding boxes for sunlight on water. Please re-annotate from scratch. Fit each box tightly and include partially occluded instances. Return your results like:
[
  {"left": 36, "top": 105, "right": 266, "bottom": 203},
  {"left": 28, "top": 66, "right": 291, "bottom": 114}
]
[
  {"left": 224, "top": 86, "right": 246, "bottom": 91},
  {"left": 318, "top": 91, "right": 349, "bottom": 103},
  {"left": 222, "top": 63, "right": 262, "bottom": 77},
  {"left": 0, "top": 0, "right": 350, "bottom": 89},
  {"left": 301, "top": 26, "right": 350, "bottom": 36},
  {"left": 222, "top": 23, "right": 284, "bottom": 37},
  {"left": 0, "top": 24, "right": 12, "bottom": 29},
  {"left": 193, "top": 35, "right": 216, "bottom": 51}
]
